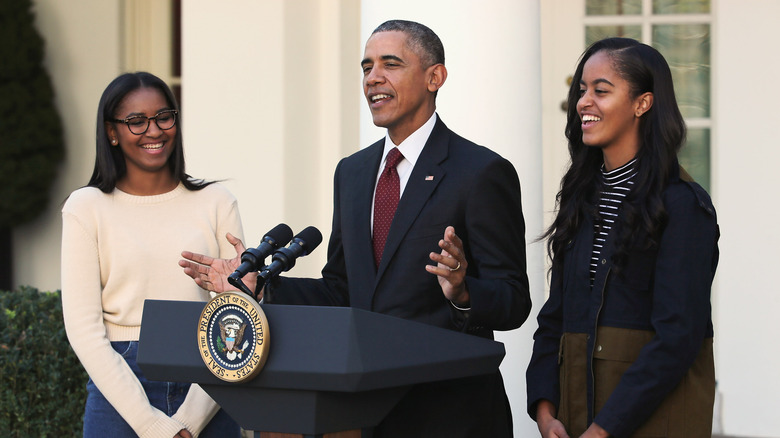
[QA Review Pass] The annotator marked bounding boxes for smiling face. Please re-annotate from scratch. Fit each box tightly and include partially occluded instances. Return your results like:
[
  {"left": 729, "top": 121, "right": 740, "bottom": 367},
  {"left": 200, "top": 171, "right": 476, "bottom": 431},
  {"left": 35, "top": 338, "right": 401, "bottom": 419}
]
[
  {"left": 361, "top": 31, "right": 445, "bottom": 144},
  {"left": 107, "top": 87, "right": 177, "bottom": 184},
  {"left": 577, "top": 51, "right": 653, "bottom": 169}
]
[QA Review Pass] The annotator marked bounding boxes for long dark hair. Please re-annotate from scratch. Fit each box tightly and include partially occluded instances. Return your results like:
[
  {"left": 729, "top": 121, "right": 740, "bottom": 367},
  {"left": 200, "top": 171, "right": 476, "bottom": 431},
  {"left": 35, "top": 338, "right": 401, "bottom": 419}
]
[
  {"left": 88, "top": 71, "right": 213, "bottom": 192},
  {"left": 544, "top": 38, "right": 686, "bottom": 272}
]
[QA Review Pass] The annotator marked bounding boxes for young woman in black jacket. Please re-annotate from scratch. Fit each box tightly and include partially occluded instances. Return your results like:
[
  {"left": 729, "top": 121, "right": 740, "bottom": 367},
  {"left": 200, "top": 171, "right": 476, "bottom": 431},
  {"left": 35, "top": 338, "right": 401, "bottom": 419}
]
[{"left": 526, "top": 38, "right": 719, "bottom": 438}]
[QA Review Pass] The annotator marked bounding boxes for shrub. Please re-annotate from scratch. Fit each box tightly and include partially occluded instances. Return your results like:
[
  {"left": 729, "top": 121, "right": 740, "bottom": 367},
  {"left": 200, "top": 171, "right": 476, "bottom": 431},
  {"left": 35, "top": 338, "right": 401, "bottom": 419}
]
[
  {"left": 0, "top": 0, "right": 64, "bottom": 228},
  {"left": 0, "top": 287, "right": 86, "bottom": 437},
  {"left": 0, "top": 0, "right": 66, "bottom": 290}
]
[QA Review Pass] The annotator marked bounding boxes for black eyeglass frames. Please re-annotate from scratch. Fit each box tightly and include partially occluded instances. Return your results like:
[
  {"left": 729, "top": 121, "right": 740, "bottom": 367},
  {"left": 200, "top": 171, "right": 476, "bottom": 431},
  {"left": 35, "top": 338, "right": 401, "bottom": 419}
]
[{"left": 110, "top": 109, "right": 178, "bottom": 135}]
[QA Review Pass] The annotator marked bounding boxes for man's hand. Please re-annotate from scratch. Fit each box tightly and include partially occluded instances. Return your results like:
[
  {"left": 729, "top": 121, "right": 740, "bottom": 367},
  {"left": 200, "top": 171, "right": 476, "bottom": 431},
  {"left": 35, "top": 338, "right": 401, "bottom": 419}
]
[
  {"left": 426, "top": 226, "right": 469, "bottom": 306},
  {"left": 179, "top": 232, "right": 255, "bottom": 293}
]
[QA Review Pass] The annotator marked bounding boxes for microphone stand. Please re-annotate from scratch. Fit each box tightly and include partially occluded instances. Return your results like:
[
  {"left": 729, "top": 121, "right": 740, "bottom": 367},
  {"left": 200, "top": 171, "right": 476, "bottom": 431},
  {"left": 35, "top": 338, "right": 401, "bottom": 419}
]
[{"left": 227, "top": 273, "right": 262, "bottom": 301}]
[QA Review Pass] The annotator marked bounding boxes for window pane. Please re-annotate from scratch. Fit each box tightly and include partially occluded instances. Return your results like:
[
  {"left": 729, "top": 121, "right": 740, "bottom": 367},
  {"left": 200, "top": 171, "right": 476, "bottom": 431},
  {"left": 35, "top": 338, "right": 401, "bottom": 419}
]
[
  {"left": 653, "top": 24, "right": 710, "bottom": 118},
  {"left": 586, "top": 0, "right": 642, "bottom": 15},
  {"left": 653, "top": 0, "right": 710, "bottom": 14},
  {"left": 586, "top": 25, "right": 641, "bottom": 46},
  {"left": 679, "top": 128, "right": 710, "bottom": 192}
]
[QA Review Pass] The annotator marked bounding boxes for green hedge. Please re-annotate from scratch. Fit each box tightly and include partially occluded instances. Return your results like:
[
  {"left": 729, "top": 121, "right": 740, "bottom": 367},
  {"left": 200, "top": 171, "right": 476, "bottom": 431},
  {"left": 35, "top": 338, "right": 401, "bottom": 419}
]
[{"left": 0, "top": 287, "right": 87, "bottom": 437}]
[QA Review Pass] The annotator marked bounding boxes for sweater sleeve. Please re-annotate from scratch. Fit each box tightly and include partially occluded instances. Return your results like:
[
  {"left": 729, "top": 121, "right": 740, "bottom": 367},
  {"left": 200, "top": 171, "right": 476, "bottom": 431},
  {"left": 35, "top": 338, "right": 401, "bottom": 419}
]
[
  {"left": 61, "top": 209, "right": 186, "bottom": 437},
  {"left": 216, "top": 196, "right": 245, "bottom": 258},
  {"left": 171, "top": 384, "right": 221, "bottom": 437}
]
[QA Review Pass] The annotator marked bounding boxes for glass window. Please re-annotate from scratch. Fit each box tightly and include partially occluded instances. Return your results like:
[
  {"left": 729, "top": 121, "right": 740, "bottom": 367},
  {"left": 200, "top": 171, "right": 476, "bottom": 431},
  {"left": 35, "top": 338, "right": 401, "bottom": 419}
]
[
  {"left": 653, "top": 0, "right": 710, "bottom": 14},
  {"left": 653, "top": 24, "right": 710, "bottom": 118},
  {"left": 586, "top": 0, "right": 642, "bottom": 15},
  {"left": 679, "top": 128, "right": 710, "bottom": 190},
  {"left": 586, "top": 25, "right": 641, "bottom": 46}
]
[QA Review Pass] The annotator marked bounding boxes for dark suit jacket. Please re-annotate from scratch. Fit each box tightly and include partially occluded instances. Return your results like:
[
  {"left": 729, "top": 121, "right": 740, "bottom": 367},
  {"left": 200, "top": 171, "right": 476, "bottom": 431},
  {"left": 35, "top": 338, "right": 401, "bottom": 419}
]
[{"left": 267, "top": 117, "right": 531, "bottom": 437}]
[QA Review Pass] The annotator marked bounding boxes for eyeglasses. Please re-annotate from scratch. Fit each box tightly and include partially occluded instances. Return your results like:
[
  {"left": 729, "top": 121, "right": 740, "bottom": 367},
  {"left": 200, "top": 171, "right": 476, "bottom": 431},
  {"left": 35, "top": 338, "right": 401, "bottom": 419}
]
[{"left": 110, "top": 109, "right": 178, "bottom": 135}]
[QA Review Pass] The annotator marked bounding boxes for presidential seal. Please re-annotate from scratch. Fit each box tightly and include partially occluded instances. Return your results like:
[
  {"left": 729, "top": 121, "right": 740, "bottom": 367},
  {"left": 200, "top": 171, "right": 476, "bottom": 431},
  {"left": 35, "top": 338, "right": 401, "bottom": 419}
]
[{"left": 197, "top": 292, "right": 270, "bottom": 382}]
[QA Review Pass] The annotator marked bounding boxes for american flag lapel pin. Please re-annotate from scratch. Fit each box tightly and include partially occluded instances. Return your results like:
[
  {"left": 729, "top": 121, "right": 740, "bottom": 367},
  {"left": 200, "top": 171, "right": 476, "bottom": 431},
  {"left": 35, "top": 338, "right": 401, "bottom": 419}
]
[{"left": 425, "top": 175, "right": 434, "bottom": 181}]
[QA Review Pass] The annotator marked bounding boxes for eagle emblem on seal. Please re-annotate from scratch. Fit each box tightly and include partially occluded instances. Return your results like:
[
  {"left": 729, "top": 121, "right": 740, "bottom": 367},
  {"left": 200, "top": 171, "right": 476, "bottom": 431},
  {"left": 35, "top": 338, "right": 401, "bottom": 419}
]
[{"left": 219, "top": 315, "right": 248, "bottom": 360}]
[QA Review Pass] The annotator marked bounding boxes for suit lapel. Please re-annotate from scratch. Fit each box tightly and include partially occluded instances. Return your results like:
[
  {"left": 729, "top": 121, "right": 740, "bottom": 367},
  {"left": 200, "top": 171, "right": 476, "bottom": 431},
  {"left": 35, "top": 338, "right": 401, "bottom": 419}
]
[
  {"left": 341, "top": 142, "right": 382, "bottom": 311},
  {"left": 375, "top": 119, "right": 450, "bottom": 282},
  {"left": 351, "top": 143, "right": 383, "bottom": 272}
]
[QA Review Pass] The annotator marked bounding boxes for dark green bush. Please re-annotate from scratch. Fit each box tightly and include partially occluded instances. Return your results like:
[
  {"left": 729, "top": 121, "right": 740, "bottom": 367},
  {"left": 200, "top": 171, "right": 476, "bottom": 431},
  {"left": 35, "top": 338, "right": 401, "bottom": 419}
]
[
  {"left": 0, "top": 0, "right": 66, "bottom": 291},
  {"left": 0, "top": 0, "right": 64, "bottom": 228},
  {"left": 0, "top": 287, "right": 87, "bottom": 437}
]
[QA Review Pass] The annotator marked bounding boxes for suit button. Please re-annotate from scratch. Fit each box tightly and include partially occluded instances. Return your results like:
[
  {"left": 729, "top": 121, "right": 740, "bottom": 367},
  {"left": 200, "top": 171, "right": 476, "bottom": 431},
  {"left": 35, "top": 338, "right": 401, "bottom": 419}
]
[
  {"left": 597, "top": 345, "right": 603, "bottom": 352},
  {"left": 601, "top": 259, "right": 607, "bottom": 265}
]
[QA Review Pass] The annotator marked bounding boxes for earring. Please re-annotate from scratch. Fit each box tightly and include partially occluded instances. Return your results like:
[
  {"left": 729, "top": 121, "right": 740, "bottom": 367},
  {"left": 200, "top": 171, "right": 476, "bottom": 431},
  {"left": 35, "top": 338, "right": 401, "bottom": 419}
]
[{"left": 111, "top": 139, "right": 118, "bottom": 145}]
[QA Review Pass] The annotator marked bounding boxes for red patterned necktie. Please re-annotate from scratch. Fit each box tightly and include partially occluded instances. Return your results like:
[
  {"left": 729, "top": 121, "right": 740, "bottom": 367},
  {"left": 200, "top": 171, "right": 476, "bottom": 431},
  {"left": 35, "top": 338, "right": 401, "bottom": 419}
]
[{"left": 373, "top": 147, "right": 404, "bottom": 268}]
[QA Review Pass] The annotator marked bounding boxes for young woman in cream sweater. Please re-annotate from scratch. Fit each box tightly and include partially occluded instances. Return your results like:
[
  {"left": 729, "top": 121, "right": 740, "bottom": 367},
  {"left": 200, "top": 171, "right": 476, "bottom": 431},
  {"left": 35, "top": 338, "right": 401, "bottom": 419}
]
[{"left": 62, "top": 72, "right": 243, "bottom": 438}]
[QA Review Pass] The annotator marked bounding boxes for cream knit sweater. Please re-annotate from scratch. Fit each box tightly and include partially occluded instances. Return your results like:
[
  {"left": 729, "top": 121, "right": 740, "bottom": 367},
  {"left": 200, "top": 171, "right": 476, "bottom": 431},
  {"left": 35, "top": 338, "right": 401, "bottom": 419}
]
[{"left": 61, "top": 182, "right": 243, "bottom": 437}]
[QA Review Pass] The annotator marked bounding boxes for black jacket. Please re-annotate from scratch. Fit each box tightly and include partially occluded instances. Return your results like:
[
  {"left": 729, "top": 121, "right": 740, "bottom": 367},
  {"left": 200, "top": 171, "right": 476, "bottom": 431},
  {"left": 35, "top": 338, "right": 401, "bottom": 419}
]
[
  {"left": 527, "top": 165, "right": 719, "bottom": 437},
  {"left": 269, "top": 117, "right": 531, "bottom": 437}
]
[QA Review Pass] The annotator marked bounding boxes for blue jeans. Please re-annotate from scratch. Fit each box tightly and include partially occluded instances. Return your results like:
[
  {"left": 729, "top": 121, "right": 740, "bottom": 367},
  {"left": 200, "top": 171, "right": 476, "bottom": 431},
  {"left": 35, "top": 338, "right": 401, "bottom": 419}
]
[{"left": 83, "top": 341, "right": 240, "bottom": 437}]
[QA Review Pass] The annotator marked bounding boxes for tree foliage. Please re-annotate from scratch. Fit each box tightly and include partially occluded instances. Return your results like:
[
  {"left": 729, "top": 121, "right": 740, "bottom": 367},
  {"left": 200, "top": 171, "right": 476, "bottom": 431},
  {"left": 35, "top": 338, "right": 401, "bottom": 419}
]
[{"left": 0, "top": 0, "right": 64, "bottom": 227}]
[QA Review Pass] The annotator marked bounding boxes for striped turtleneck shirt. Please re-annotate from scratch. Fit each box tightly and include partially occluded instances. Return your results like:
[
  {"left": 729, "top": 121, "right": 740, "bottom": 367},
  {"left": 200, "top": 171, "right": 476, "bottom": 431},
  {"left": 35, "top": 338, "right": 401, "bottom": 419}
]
[{"left": 590, "top": 158, "right": 638, "bottom": 286}]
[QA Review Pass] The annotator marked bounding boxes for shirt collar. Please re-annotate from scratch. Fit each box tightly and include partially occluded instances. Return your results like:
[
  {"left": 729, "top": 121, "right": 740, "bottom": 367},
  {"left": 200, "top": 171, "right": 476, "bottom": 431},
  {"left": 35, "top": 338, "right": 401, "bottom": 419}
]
[{"left": 380, "top": 112, "right": 437, "bottom": 168}]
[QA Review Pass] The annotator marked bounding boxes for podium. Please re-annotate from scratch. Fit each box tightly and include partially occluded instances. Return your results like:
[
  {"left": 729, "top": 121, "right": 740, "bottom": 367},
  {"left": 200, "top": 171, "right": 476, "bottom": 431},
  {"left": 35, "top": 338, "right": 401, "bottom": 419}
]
[{"left": 137, "top": 300, "right": 505, "bottom": 436}]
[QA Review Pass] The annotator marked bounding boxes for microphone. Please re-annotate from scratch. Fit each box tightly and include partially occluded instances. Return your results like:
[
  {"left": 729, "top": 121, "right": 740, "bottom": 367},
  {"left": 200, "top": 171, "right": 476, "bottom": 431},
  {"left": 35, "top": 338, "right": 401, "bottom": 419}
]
[
  {"left": 228, "top": 224, "right": 293, "bottom": 294},
  {"left": 258, "top": 226, "right": 323, "bottom": 282}
]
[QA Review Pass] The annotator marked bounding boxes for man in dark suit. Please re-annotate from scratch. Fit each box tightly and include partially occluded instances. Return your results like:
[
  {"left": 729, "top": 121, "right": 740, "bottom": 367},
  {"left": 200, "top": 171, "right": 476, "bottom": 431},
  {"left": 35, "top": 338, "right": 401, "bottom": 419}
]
[{"left": 182, "top": 20, "right": 530, "bottom": 437}]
